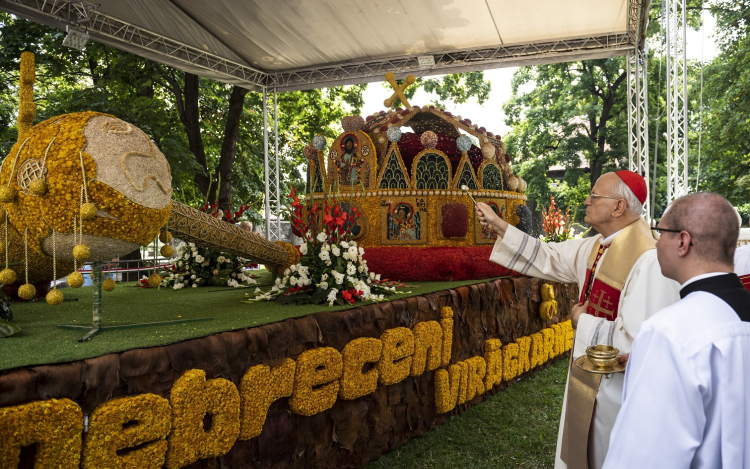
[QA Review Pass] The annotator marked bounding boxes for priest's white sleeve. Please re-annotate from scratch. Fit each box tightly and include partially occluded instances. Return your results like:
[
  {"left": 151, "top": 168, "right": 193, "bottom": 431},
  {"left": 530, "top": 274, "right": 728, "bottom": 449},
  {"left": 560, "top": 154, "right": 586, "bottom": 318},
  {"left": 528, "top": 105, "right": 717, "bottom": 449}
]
[{"left": 489, "top": 225, "right": 597, "bottom": 285}]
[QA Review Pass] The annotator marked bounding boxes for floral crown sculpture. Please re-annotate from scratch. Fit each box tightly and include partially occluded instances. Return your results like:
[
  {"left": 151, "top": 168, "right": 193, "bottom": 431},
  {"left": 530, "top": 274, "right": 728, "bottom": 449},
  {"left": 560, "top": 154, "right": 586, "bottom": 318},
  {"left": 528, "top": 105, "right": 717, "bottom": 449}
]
[{"left": 297, "top": 74, "right": 531, "bottom": 281}]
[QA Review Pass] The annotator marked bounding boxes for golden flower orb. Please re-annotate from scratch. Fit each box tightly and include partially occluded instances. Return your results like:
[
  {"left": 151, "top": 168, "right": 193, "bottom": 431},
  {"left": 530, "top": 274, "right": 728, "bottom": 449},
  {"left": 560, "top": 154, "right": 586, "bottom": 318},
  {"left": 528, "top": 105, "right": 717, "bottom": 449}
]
[
  {"left": 0, "top": 187, "right": 16, "bottom": 203},
  {"left": 80, "top": 202, "right": 98, "bottom": 221},
  {"left": 102, "top": 278, "right": 116, "bottom": 291},
  {"left": 18, "top": 283, "right": 36, "bottom": 300},
  {"left": 46, "top": 289, "right": 64, "bottom": 306},
  {"left": 0, "top": 268, "right": 17, "bottom": 285},
  {"left": 148, "top": 273, "right": 162, "bottom": 288},
  {"left": 160, "top": 245, "right": 174, "bottom": 257},
  {"left": 28, "top": 179, "right": 48, "bottom": 197},
  {"left": 72, "top": 244, "right": 91, "bottom": 262},
  {"left": 2, "top": 112, "right": 173, "bottom": 279},
  {"left": 67, "top": 271, "right": 84, "bottom": 288},
  {"left": 158, "top": 231, "right": 173, "bottom": 243}
]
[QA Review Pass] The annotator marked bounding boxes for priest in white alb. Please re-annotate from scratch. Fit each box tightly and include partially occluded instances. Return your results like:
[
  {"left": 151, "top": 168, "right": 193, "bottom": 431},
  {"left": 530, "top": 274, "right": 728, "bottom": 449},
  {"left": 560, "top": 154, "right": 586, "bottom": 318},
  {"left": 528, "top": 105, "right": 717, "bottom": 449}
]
[
  {"left": 475, "top": 170, "right": 681, "bottom": 469},
  {"left": 604, "top": 192, "right": 750, "bottom": 468}
]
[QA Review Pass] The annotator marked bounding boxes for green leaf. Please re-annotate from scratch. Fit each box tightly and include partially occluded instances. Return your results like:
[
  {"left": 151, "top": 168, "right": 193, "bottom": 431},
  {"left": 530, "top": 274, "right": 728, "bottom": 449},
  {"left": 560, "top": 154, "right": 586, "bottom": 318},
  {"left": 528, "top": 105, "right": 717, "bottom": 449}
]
[{"left": 0, "top": 319, "right": 20, "bottom": 337}]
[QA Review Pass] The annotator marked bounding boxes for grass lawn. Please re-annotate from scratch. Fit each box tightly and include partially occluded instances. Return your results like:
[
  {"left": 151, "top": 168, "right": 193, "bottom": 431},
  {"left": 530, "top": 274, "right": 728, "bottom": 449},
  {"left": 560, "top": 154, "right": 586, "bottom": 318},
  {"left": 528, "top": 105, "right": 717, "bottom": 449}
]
[
  {"left": 368, "top": 358, "right": 568, "bottom": 469},
  {"left": 0, "top": 272, "right": 508, "bottom": 371}
]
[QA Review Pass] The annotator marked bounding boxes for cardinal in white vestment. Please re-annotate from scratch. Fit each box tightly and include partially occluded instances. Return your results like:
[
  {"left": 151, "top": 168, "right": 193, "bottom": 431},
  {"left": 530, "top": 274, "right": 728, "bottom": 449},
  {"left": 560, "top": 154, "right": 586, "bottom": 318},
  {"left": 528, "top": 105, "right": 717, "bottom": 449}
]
[
  {"left": 476, "top": 170, "right": 680, "bottom": 469},
  {"left": 735, "top": 245, "right": 750, "bottom": 285},
  {"left": 605, "top": 192, "right": 750, "bottom": 469}
]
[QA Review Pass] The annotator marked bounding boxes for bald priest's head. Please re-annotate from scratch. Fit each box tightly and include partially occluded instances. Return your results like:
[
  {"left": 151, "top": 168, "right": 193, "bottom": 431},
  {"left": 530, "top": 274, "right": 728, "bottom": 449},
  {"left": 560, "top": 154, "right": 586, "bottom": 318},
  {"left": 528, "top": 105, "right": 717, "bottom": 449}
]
[
  {"left": 656, "top": 192, "right": 738, "bottom": 284},
  {"left": 583, "top": 170, "right": 647, "bottom": 238}
]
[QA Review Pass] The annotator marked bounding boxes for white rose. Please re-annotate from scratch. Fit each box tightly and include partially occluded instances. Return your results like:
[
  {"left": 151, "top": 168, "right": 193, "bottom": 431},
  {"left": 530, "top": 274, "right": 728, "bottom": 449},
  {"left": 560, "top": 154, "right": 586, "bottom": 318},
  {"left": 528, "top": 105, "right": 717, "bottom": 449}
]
[
  {"left": 195, "top": 255, "right": 205, "bottom": 263},
  {"left": 317, "top": 232, "right": 327, "bottom": 243},
  {"left": 331, "top": 245, "right": 341, "bottom": 257},
  {"left": 320, "top": 281, "right": 329, "bottom": 290},
  {"left": 321, "top": 273, "right": 329, "bottom": 281},
  {"left": 299, "top": 243, "right": 308, "bottom": 255},
  {"left": 347, "top": 263, "right": 356, "bottom": 275},
  {"left": 332, "top": 271, "right": 345, "bottom": 285},
  {"left": 327, "top": 288, "right": 339, "bottom": 306},
  {"left": 289, "top": 276, "right": 298, "bottom": 286},
  {"left": 191, "top": 275, "right": 196, "bottom": 279},
  {"left": 340, "top": 240, "right": 349, "bottom": 249}
]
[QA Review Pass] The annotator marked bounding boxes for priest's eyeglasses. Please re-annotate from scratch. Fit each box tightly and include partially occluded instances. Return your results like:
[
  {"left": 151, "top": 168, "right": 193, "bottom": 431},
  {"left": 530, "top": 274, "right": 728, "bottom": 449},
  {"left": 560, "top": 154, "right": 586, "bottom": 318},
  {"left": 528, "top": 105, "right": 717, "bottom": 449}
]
[
  {"left": 650, "top": 226, "right": 694, "bottom": 246},
  {"left": 588, "top": 192, "right": 622, "bottom": 202}
]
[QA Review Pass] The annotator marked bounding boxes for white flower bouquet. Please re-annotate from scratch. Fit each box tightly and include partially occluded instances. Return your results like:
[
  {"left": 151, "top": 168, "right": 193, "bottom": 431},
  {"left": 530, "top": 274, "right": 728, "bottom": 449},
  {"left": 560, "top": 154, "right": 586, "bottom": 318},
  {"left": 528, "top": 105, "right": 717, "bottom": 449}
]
[{"left": 161, "top": 242, "right": 258, "bottom": 289}]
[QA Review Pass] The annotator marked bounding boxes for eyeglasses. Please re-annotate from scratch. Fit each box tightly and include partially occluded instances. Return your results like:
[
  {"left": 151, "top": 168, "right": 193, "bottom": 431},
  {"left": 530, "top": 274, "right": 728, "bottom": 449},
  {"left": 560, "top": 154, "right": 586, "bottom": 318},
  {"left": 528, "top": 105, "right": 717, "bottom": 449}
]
[
  {"left": 588, "top": 192, "right": 622, "bottom": 202},
  {"left": 650, "top": 226, "right": 694, "bottom": 246}
]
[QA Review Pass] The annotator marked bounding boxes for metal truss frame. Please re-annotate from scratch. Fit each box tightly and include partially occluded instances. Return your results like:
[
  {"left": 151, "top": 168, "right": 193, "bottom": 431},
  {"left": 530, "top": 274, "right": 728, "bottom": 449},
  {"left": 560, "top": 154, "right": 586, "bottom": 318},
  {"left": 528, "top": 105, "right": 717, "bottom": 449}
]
[
  {"left": 2, "top": 0, "right": 645, "bottom": 92},
  {"left": 627, "top": 49, "right": 651, "bottom": 221},
  {"left": 0, "top": 0, "right": 271, "bottom": 87},
  {"left": 262, "top": 88, "right": 282, "bottom": 242},
  {"left": 666, "top": 0, "right": 689, "bottom": 202},
  {"left": 269, "top": 34, "right": 633, "bottom": 91}
]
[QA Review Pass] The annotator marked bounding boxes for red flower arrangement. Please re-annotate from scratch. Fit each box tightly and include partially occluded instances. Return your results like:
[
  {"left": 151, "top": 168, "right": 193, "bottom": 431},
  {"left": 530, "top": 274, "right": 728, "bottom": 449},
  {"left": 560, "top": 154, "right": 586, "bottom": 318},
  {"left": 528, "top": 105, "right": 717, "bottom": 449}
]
[
  {"left": 199, "top": 202, "right": 250, "bottom": 224},
  {"left": 541, "top": 196, "right": 573, "bottom": 243},
  {"left": 248, "top": 188, "right": 398, "bottom": 306}
]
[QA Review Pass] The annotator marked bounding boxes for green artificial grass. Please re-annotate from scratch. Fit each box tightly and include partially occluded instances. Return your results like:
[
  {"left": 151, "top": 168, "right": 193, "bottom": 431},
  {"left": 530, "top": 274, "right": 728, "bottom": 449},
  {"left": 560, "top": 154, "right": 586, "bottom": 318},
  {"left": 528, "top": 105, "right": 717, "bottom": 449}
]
[
  {"left": 368, "top": 359, "right": 568, "bottom": 469},
  {"left": 0, "top": 272, "right": 506, "bottom": 371}
]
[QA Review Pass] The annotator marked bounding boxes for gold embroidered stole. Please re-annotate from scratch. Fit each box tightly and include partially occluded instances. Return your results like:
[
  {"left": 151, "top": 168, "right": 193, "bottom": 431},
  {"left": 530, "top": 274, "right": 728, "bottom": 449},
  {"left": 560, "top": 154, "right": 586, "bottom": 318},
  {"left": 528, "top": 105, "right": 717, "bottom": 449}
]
[
  {"left": 560, "top": 217, "right": 655, "bottom": 468},
  {"left": 581, "top": 218, "right": 656, "bottom": 320},
  {"left": 589, "top": 217, "right": 656, "bottom": 294}
]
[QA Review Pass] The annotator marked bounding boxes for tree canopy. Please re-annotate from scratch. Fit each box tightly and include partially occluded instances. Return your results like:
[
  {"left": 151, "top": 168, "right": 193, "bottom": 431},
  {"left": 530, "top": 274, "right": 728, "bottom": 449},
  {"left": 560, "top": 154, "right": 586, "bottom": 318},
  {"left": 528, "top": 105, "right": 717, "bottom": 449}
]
[{"left": 501, "top": 0, "right": 748, "bottom": 223}]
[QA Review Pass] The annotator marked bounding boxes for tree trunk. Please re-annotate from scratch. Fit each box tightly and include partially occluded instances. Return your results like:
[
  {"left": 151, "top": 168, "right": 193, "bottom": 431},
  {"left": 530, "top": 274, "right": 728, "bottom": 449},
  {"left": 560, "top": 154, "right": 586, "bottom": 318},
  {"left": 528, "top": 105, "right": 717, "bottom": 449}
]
[
  {"left": 216, "top": 86, "right": 249, "bottom": 210},
  {"left": 181, "top": 73, "right": 211, "bottom": 198},
  {"left": 588, "top": 70, "right": 626, "bottom": 186}
]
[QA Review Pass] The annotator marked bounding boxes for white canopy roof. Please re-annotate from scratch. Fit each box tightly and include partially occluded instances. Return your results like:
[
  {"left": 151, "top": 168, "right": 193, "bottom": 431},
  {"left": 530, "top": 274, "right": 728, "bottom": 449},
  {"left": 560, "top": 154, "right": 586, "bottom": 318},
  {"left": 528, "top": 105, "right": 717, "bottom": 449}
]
[{"left": 0, "top": 0, "right": 650, "bottom": 91}]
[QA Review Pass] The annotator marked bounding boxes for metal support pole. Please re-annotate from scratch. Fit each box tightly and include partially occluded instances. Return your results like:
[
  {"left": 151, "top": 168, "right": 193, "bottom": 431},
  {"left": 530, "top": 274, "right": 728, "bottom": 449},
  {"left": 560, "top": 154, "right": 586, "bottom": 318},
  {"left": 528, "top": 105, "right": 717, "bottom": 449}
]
[
  {"left": 273, "top": 88, "right": 281, "bottom": 241},
  {"left": 666, "top": 0, "right": 689, "bottom": 203},
  {"left": 90, "top": 261, "right": 102, "bottom": 327},
  {"left": 58, "top": 263, "right": 212, "bottom": 341},
  {"left": 627, "top": 49, "right": 651, "bottom": 222},
  {"left": 263, "top": 87, "right": 270, "bottom": 239}
]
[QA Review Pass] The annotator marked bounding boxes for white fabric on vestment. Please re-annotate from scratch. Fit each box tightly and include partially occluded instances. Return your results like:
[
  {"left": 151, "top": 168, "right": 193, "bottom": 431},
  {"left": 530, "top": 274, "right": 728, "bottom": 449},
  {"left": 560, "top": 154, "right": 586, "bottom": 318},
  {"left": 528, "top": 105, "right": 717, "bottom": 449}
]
[
  {"left": 735, "top": 245, "right": 750, "bottom": 276},
  {"left": 603, "top": 291, "right": 750, "bottom": 469},
  {"left": 489, "top": 225, "right": 681, "bottom": 469}
]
